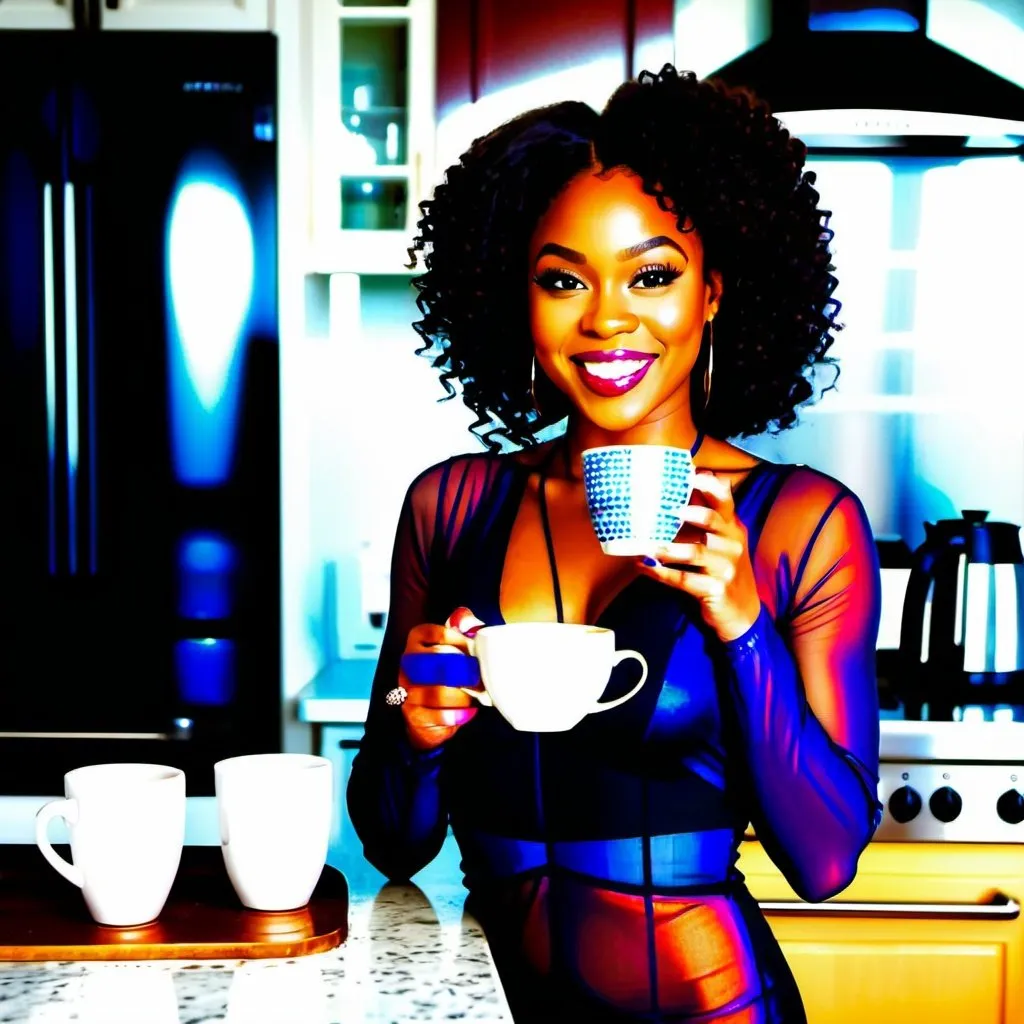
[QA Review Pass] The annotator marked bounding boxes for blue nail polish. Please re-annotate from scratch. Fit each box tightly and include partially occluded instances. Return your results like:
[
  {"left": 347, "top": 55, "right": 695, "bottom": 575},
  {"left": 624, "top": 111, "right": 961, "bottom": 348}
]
[{"left": 642, "top": 556, "right": 659, "bottom": 568}]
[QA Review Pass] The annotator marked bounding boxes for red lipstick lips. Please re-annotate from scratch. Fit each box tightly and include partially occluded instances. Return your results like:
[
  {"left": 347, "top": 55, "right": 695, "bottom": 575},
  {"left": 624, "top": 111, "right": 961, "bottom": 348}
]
[{"left": 570, "top": 349, "right": 658, "bottom": 397}]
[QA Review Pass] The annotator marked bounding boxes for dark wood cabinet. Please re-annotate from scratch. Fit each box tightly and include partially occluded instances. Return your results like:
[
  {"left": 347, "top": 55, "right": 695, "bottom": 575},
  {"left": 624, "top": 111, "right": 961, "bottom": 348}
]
[{"left": 436, "top": 0, "right": 674, "bottom": 123}]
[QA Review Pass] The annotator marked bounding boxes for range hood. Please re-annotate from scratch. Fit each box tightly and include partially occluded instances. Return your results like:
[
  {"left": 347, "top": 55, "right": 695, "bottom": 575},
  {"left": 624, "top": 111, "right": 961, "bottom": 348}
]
[{"left": 708, "top": 1, "right": 1024, "bottom": 149}]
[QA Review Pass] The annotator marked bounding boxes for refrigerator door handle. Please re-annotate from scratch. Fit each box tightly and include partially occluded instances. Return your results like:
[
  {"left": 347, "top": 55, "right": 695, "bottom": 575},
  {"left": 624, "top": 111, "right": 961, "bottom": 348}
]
[
  {"left": 42, "top": 184, "right": 59, "bottom": 576},
  {"left": 43, "top": 178, "right": 85, "bottom": 577},
  {"left": 83, "top": 185, "right": 98, "bottom": 575},
  {"left": 62, "top": 183, "right": 81, "bottom": 575}
]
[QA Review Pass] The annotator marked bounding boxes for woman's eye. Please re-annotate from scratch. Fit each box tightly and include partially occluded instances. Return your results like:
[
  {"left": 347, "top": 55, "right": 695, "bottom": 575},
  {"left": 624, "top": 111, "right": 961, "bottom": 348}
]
[
  {"left": 534, "top": 270, "right": 586, "bottom": 292},
  {"left": 632, "top": 265, "right": 682, "bottom": 289}
]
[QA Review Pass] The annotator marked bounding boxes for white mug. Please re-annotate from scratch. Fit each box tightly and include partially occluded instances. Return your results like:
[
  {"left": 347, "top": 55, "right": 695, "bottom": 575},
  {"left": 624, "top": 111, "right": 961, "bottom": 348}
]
[
  {"left": 215, "top": 753, "right": 333, "bottom": 912},
  {"left": 35, "top": 763, "right": 186, "bottom": 927},
  {"left": 462, "top": 622, "right": 649, "bottom": 732}
]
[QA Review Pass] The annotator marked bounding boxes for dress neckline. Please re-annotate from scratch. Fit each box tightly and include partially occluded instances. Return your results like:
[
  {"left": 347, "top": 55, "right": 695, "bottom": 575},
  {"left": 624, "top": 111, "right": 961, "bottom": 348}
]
[{"left": 537, "top": 432, "right": 706, "bottom": 625}]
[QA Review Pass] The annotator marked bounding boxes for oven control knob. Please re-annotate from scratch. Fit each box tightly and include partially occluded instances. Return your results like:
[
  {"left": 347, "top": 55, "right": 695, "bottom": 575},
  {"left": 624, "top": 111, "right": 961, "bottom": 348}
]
[
  {"left": 929, "top": 786, "right": 962, "bottom": 823},
  {"left": 888, "top": 786, "right": 922, "bottom": 823},
  {"left": 996, "top": 789, "right": 1024, "bottom": 825}
]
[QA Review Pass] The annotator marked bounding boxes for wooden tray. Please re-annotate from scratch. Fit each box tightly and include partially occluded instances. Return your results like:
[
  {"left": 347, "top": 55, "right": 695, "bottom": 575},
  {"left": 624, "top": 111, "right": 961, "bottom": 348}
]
[{"left": 0, "top": 844, "right": 348, "bottom": 961}]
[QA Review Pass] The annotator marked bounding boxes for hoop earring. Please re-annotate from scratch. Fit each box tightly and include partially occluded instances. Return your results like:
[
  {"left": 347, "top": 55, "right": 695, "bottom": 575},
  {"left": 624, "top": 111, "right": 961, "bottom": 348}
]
[
  {"left": 530, "top": 355, "right": 541, "bottom": 415},
  {"left": 703, "top": 319, "right": 714, "bottom": 410}
]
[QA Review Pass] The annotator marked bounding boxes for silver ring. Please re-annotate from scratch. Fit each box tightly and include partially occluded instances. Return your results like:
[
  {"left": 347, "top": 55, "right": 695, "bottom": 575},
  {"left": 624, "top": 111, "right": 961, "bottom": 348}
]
[{"left": 385, "top": 686, "right": 408, "bottom": 707}]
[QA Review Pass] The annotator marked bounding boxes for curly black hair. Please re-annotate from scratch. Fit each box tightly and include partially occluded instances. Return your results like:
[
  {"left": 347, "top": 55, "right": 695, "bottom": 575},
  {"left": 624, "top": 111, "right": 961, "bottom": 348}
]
[{"left": 408, "top": 65, "right": 842, "bottom": 452}]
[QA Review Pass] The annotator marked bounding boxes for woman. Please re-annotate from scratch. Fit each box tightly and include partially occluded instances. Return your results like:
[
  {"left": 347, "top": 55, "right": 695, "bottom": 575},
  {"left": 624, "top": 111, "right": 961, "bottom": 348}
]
[{"left": 348, "top": 66, "right": 882, "bottom": 1022}]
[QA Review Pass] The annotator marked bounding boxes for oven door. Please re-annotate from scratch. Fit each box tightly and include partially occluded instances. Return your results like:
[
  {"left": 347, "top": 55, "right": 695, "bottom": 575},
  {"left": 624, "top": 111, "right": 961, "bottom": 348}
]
[{"left": 737, "top": 840, "right": 1024, "bottom": 1023}]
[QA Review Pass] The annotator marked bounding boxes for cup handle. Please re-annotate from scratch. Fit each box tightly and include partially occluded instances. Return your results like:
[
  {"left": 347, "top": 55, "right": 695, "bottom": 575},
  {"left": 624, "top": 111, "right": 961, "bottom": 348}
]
[
  {"left": 35, "top": 798, "right": 84, "bottom": 889},
  {"left": 591, "top": 650, "right": 649, "bottom": 713}
]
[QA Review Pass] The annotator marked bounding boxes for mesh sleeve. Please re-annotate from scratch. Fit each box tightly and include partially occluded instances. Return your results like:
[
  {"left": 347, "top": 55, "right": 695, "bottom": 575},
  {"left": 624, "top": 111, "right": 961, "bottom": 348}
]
[{"left": 725, "top": 474, "right": 882, "bottom": 902}]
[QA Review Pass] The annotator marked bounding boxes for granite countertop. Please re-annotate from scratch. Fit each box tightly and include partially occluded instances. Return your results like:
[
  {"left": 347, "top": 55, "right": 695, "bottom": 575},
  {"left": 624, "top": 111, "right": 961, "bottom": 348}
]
[{"left": 0, "top": 836, "right": 512, "bottom": 1023}]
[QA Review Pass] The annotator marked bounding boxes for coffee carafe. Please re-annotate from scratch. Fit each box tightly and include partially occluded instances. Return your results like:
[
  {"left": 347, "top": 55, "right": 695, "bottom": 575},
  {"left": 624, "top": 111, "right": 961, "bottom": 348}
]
[{"left": 899, "top": 510, "right": 1024, "bottom": 720}]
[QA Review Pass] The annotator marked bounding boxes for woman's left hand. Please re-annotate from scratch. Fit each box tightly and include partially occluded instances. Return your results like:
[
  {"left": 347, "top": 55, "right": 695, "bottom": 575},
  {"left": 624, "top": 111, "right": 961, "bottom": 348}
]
[{"left": 636, "top": 472, "right": 762, "bottom": 643}]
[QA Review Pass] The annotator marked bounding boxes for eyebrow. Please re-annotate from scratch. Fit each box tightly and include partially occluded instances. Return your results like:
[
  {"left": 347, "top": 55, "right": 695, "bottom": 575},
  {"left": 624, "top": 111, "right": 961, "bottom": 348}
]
[
  {"left": 617, "top": 236, "right": 688, "bottom": 262},
  {"left": 534, "top": 235, "right": 688, "bottom": 266}
]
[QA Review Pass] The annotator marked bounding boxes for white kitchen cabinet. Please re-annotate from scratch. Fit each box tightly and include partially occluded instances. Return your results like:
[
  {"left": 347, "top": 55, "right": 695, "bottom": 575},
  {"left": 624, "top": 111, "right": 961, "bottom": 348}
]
[
  {"left": 308, "top": 0, "right": 435, "bottom": 273},
  {"left": 318, "top": 723, "right": 365, "bottom": 851},
  {"left": 0, "top": 0, "right": 269, "bottom": 31},
  {"left": 0, "top": 0, "right": 75, "bottom": 30},
  {"left": 102, "top": 0, "right": 270, "bottom": 31}
]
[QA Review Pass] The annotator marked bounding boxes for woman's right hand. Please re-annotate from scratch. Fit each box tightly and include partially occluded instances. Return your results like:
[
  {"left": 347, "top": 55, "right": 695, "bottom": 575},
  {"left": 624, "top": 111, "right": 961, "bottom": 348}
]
[{"left": 400, "top": 607, "right": 486, "bottom": 752}]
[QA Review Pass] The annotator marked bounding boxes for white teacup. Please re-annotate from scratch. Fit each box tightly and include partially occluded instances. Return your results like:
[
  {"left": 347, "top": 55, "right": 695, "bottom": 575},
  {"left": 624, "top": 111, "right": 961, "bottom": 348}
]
[
  {"left": 461, "top": 622, "right": 648, "bottom": 732},
  {"left": 34, "top": 763, "right": 186, "bottom": 927},
  {"left": 215, "top": 753, "right": 333, "bottom": 912}
]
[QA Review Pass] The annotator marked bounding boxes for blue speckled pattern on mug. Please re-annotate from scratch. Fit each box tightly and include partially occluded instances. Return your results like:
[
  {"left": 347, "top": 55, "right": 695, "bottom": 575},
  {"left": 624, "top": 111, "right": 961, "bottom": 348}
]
[{"left": 582, "top": 445, "right": 694, "bottom": 549}]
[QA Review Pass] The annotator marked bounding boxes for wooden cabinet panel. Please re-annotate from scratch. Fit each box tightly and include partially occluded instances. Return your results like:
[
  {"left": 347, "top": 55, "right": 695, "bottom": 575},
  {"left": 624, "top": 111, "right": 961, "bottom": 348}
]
[
  {"left": 779, "top": 937, "right": 1004, "bottom": 1024},
  {"left": 475, "top": 0, "right": 630, "bottom": 98},
  {"left": 632, "top": 0, "right": 675, "bottom": 74},
  {"left": 436, "top": 0, "right": 475, "bottom": 122},
  {"left": 436, "top": 0, "right": 673, "bottom": 123},
  {"left": 738, "top": 841, "right": 1024, "bottom": 1023}
]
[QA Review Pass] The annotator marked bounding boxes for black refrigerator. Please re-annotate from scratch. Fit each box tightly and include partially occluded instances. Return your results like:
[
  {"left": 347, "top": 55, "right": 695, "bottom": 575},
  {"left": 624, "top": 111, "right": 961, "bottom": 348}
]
[{"left": 0, "top": 32, "right": 281, "bottom": 795}]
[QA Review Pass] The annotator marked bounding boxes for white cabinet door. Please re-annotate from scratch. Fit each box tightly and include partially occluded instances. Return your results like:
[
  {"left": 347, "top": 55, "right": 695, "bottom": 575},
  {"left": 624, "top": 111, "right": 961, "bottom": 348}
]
[
  {"left": 0, "top": 0, "right": 75, "bottom": 29},
  {"left": 308, "top": 0, "right": 436, "bottom": 274},
  {"left": 319, "top": 724, "right": 365, "bottom": 854},
  {"left": 101, "top": 0, "right": 270, "bottom": 31}
]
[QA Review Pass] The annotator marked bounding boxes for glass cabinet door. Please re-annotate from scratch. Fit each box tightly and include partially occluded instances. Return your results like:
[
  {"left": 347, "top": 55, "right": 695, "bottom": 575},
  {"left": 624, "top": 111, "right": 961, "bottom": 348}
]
[{"left": 311, "top": 0, "right": 433, "bottom": 272}]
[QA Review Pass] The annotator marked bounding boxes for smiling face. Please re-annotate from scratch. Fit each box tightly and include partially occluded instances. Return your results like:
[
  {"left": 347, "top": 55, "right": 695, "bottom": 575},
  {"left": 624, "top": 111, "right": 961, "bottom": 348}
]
[{"left": 528, "top": 167, "right": 721, "bottom": 437}]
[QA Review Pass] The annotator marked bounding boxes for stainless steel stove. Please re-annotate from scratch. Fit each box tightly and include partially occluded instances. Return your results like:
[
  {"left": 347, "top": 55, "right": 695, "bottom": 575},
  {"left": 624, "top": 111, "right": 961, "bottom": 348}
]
[{"left": 876, "top": 721, "right": 1024, "bottom": 843}]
